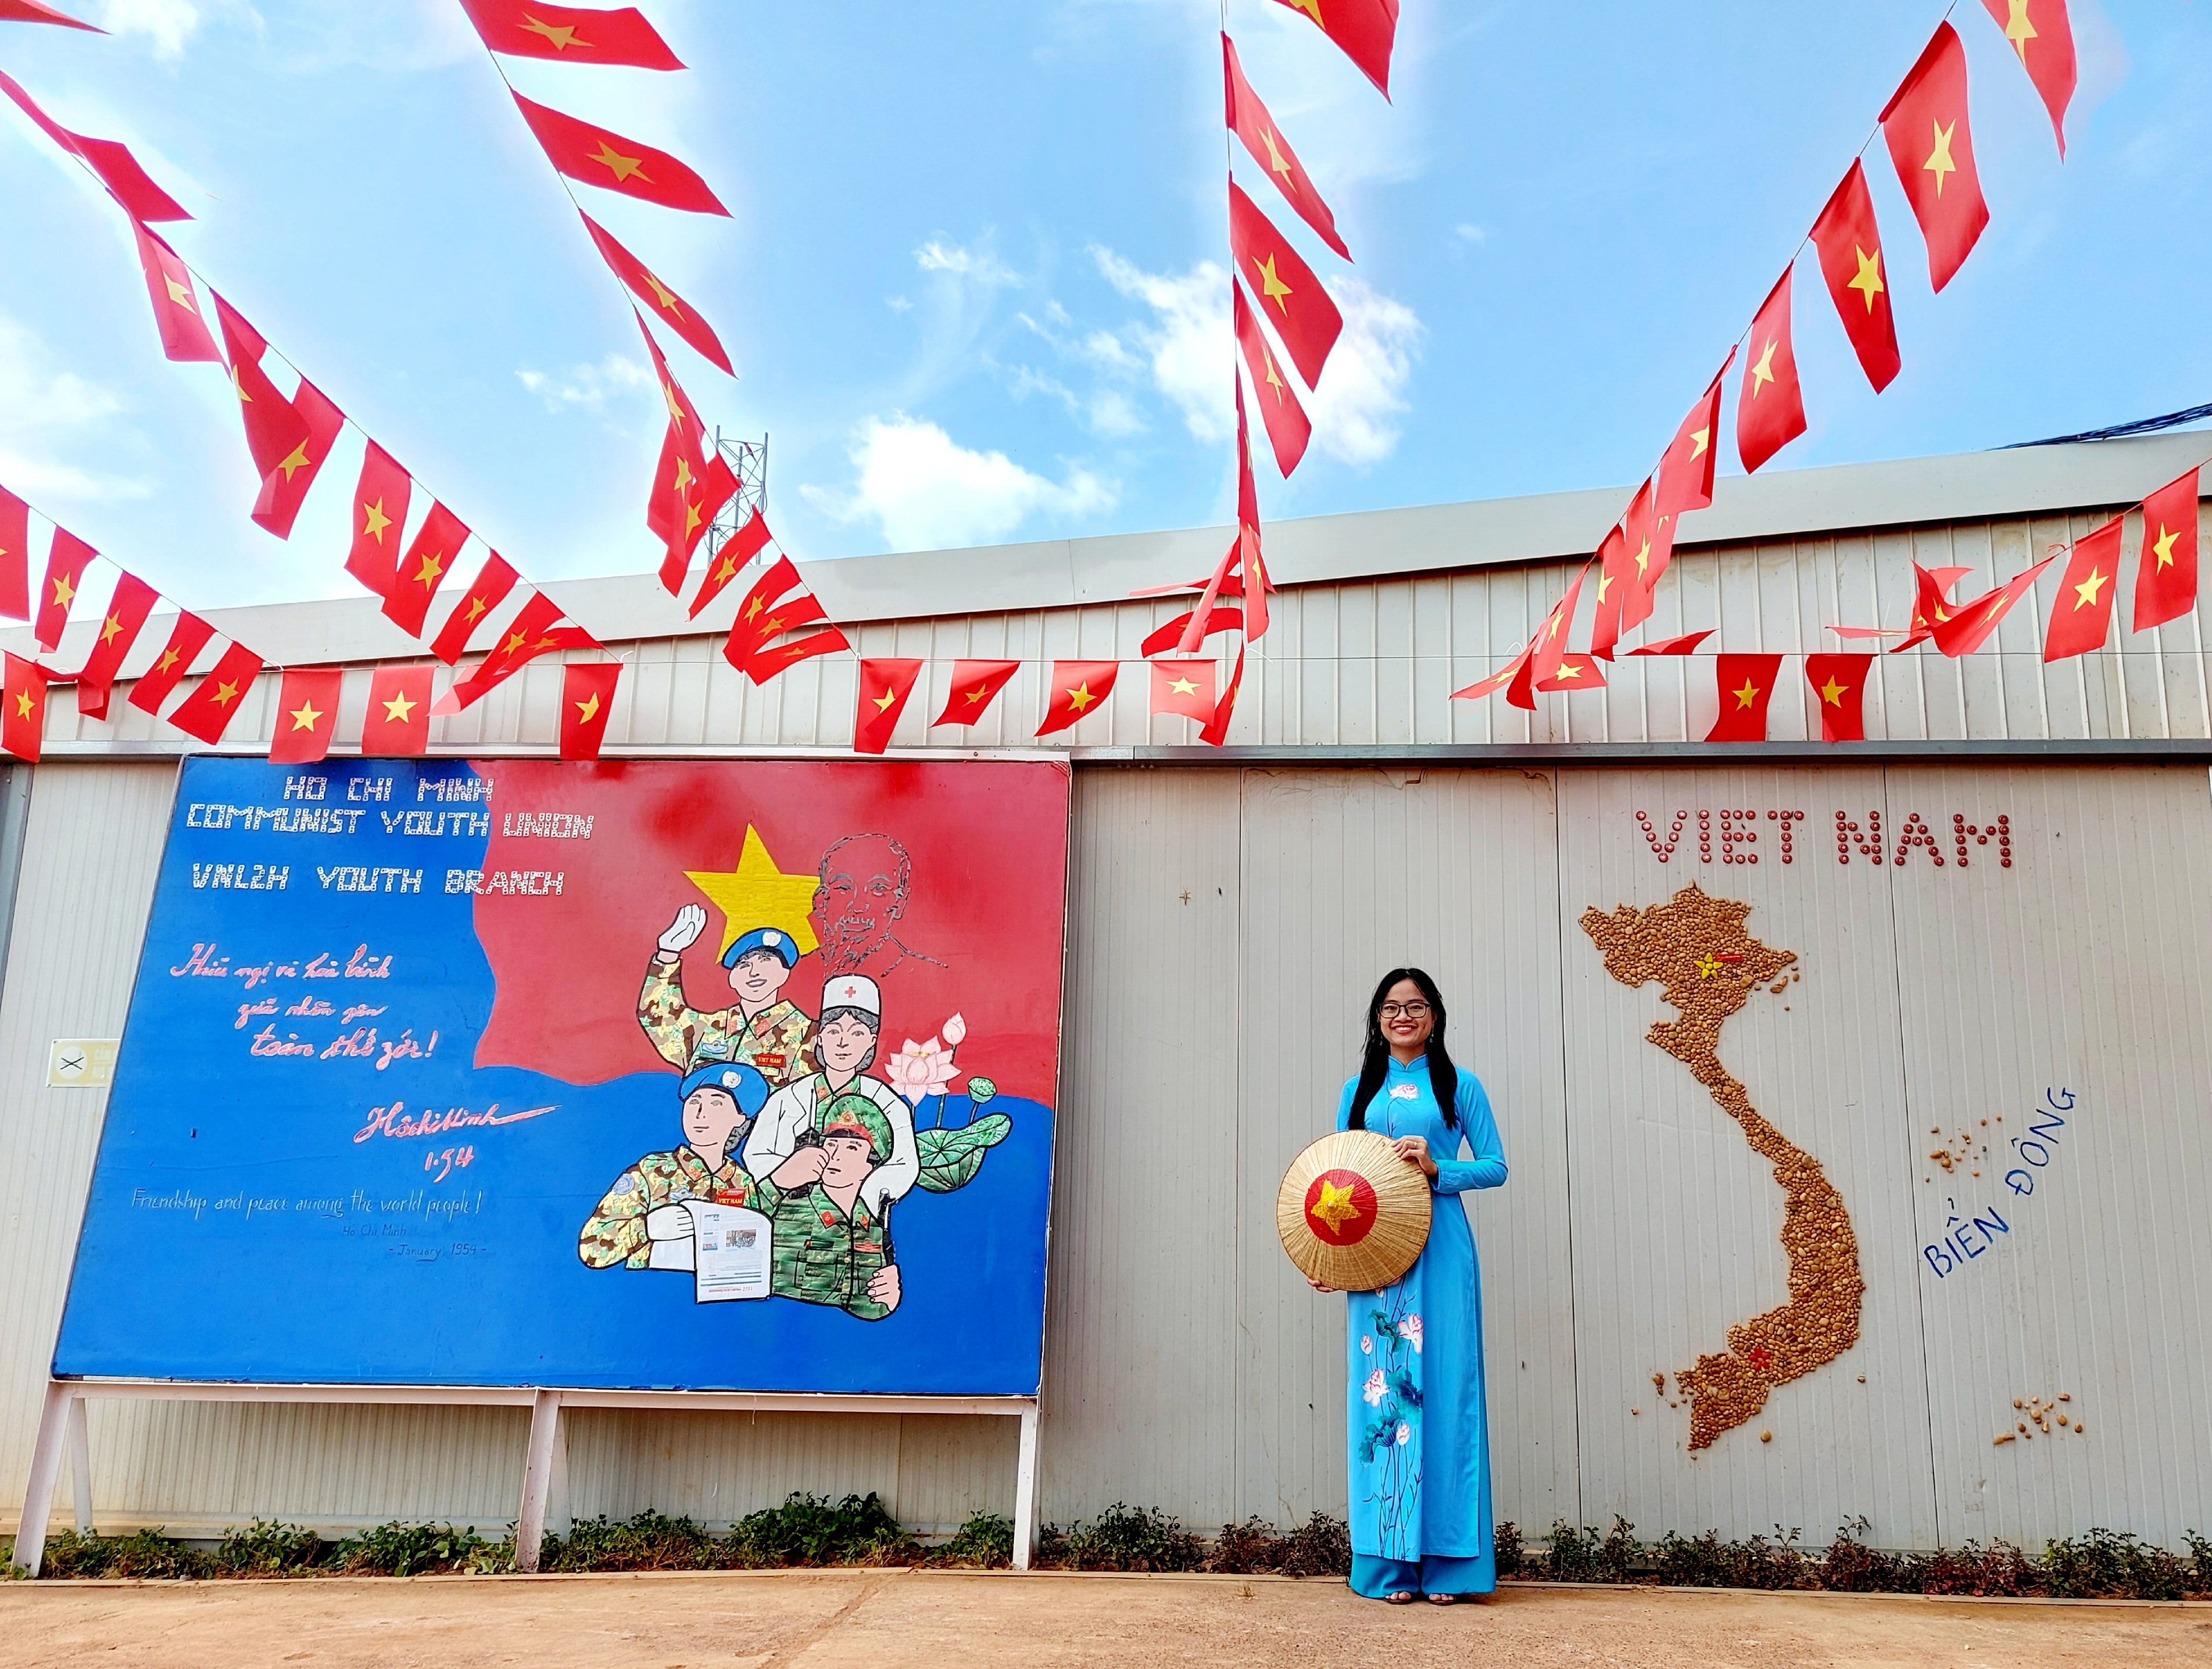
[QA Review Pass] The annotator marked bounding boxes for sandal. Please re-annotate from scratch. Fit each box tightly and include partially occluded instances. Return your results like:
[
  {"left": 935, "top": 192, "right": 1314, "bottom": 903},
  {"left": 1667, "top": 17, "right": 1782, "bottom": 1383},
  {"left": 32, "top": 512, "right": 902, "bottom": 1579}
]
[
  {"left": 1426, "top": 1592, "right": 1458, "bottom": 1606},
  {"left": 1386, "top": 1591, "right": 1416, "bottom": 1604}
]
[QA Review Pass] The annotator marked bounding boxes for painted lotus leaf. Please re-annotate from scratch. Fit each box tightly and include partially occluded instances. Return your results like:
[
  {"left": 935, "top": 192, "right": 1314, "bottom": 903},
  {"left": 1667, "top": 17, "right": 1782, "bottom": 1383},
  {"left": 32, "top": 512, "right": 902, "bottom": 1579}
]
[{"left": 916, "top": 1113, "right": 1014, "bottom": 1193}]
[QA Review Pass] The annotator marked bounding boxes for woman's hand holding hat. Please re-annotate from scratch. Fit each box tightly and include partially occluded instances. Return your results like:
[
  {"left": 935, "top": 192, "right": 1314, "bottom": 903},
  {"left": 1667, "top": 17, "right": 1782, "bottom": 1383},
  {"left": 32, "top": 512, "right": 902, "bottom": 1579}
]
[{"left": 1393, "top": 1135, "right": 1438, "bottom": 1178}]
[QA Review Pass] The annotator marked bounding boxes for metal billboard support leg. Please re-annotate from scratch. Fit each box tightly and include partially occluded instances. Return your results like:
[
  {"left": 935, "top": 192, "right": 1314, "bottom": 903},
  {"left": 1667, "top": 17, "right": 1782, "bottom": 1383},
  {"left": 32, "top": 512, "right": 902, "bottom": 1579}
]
[
  {"left": 1012, "top": 1402, "right": 1039, "bottom": 1572},
  {"left": 10, "top": 1382, "right": 73, "bottom": 1575},
  {"left": 515, "top": 1388, "right": 562, "bottom": 1574},
  {"left": 65, "top": 1396, "right": 91, "bottom": 1535}
]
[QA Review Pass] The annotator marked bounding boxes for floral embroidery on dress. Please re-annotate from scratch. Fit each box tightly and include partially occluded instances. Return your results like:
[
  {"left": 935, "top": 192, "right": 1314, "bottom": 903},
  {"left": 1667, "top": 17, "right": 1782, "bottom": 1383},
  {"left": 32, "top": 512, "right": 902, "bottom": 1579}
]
[
  {"left": 1395, "top": 1421, "right": 1411, "bottom": 1446},
  {"left": 1397, "top": 1314, "right": 1423, "bottom": 1354},
  {"left": 1360, "top": 1334, "right": 1373, "bottom": 1355},
  {"left": 1362, "top": 1368, "right": 1388, "bottom": 1406},
  {"left": 1356, "top": 1276, "right": 1424, "bottom": 1557}
]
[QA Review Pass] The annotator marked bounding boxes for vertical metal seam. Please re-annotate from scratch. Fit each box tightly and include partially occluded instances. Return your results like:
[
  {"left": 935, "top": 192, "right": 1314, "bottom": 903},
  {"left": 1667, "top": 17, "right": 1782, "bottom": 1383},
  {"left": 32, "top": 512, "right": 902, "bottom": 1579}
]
[{"left": 1547, "top": 765, "right": 1586, "bottom": 1531}]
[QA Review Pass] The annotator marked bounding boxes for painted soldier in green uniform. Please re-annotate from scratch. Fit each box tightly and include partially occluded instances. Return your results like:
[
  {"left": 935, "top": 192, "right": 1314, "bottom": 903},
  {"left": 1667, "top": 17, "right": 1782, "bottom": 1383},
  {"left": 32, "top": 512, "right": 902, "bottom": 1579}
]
[
  {"left": 577, "top": 1063, "right": 772, "bottom": 1270},
  {"left": 753, "top": 1092, "right": 903, "bottom": 1320},
  {"left": 639, "top": 904, "right": 815, "bottom": 1087}
]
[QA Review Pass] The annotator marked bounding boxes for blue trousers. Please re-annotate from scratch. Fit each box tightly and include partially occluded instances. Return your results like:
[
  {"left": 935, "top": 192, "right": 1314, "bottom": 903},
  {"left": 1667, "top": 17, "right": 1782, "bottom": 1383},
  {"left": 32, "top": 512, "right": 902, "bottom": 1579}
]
[{"left": 1350, "top": 1549, "right": 1496, "bottom": 1599}]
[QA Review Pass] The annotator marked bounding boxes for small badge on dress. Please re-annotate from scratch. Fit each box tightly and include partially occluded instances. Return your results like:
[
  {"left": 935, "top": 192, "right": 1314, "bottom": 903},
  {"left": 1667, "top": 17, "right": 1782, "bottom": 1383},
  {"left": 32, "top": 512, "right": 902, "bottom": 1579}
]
[{"left": 1388, "top": 1084, "right": 1419, "bottom": 1100}]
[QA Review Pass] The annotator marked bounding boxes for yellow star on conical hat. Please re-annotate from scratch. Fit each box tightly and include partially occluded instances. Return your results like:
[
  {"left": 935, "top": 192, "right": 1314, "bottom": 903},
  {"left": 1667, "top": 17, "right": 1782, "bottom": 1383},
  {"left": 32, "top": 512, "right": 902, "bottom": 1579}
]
[{"left": 685, "top": 825, "right": 820, "bottom": 959}]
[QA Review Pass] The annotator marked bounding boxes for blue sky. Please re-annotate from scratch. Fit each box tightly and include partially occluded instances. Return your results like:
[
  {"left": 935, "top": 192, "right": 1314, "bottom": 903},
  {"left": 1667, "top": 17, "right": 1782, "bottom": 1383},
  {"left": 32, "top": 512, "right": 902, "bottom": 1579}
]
[{"left": 0, "top": 0, "right": 2204, "bottom": 609}]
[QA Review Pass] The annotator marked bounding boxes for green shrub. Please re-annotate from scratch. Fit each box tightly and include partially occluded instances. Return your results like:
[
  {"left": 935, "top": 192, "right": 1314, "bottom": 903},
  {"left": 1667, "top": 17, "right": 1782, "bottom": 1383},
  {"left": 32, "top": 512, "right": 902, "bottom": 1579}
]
[
  {"left": 1817, "top": 1518, "right": 1902, "bottom": 1592},
  {"left": 2041, "top": 1528, "right": 2191, "bottom": 1601},
  {"left": 1492, "top": 1520, "right": 1524, "bottom": 1579},
  {"left": 37, "top": 1527, "right": 214, "bottom": 1581},
  {"left": 539, "top": 1511, "right": 717, "bottom": 1573},
  {"left": 215, "top": 1519, "right": 326, "bottom": 1576},
  {"left": 1045, "top": 1503, "right": 1203, "bottom": 1572},
  {"left": 328, "top": 1521, "right": 485, "bottom": 1577},
  {"left": 1900, "top": 1540, "right": 2037, "bottom": 1597},
  {"left": 1548, "top": 1516, "right": 1641, "bottom": 1584},
  {"left": 1275, "top": 1513, "right": 1352, "bottom": 1578},
  {"left": 932, "top": 1511, "right": 1014, "bottom": 1568},
  {"left": 722, "top": 1493, "right": 917, "bottom": 1568}
]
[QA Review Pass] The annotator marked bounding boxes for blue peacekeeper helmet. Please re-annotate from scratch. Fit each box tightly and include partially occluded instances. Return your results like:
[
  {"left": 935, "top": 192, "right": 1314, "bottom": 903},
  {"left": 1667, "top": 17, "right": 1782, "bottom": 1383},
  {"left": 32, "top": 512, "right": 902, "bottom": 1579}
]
[
  {"left": 679, "top": 1061, "right": 771, "bottom": 1120},
  {"left": 721, "top": 927, "right": 800, "bottom": 971}
]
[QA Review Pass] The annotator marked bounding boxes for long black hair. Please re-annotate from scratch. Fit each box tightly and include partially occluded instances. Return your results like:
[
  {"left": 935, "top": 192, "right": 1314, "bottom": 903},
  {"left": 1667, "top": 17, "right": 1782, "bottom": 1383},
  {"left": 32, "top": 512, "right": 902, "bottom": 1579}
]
[{"left": 1347, "top": 967, "right": 1458, "bottom": 1131}]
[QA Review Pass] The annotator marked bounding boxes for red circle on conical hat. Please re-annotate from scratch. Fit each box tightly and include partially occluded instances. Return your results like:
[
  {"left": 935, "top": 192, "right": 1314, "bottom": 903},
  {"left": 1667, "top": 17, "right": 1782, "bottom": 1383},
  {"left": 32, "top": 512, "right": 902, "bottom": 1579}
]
[{"left": 1304, "top": 1168, "right": 1378, "bottom": 1246}]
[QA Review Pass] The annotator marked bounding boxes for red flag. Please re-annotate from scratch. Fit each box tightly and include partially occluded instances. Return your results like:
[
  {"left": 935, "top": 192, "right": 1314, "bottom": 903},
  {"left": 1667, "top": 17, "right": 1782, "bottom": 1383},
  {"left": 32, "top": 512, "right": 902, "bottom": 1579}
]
[
  {"left": 1805, "top": 653, "right": 1875, "bottom": 741},
  {"left": 167, "top": 641, "right": 263, "bottom": 744},
  {"left": 269, "top": 667, "right": 342, "bottom": 764},
  {"left": 2042, "top": 516, "right": 2121, "bottom": 662},
  {"left": 1706, "top": 653, "right": 1784, "bottom": 742},
  {"left": 933, "top": 659, "right": 1019, "bottom": 726},
  {"left": 579, "top": 212, "right": 729, "bottom": 374},
  {"left": 0, "top": 3, "right": 105, "bottom": 32},
  {"left": 1233, "top": 378, "right": 1270, "bottom": 641},
  {"left": 1141, "top": 607, "right": 1243, "bottom": 659},
  {"left": 1223, "top": 34, "right": 1349, "bottom": 261},
  {"left": 1616, "top": 478, "right": 1667, "bottom": 634},
  {"left": 1200, "top": 645, "right": 1246, "bottom": 746},
  {"left": 658, "top": 452, "right": 739, "bottom": 594},
  {"left": 1979, "top": 0, "right": 2074, "bottom": 157},
  {"left": 131, "top": 224, "right": 220, "bottom": 363},
  {"left": 1234, "top": 282, "right": 1312, "bottom": 477},
  {"left": 1449, "top": 645, "right": 1530, "bottom": 703},
  {"left": 1657, "top": 353, "right": 1734, "bottom": 520},
  {"left": 1627, "top": 629, "right": 1715, "bottom": 656},
  {"left": 429, "top": 553, "right": 519, "bottom": 665},
  {"left": 1036, "top": 660, "right": 1117, "bottom": 737},
  {"left": 0, "top": 70, "right": 188, "bottom": 221},
  {"left": 72, "top": 570, "right": 157, "bottom": 720},
  {"left": 1737, "top": 268, "right": 1807, "bottom": 474},
  {"left": 344, "top": 443, "right": 411, "bottom": 600},
  {"left": 853, "top": 657, "right": 924, "bottom": 755},
  {"left": 1535, "top": 653, "right": 1606, "bottom": 694},
  {"left": 2, "top": 653, "right": 48, "bottom": 762},
  {"left": 688, "top": 508, "right": 772, "bottom": 618},
  {"left": 1228, "top": 180, "right": 1343, "bottom": 389},
  {"left": 1266, "top": 0, "right": 1397, "bottom": 98},
  {"left": 726, "top": 554, "right": 801, "bottom": 639},
  {"left": 252, "top": 380, "right": 343, "bottom": 540},
  {"left": 1930, "top": 557, "right": 2056, "bottom": 656},
  {"left": 740, "top": 628, "right": 849, "bottom": 687},
  {"left": 2133, "top": 469, "right": 2199, "bottom": 632},
  {"left": 1809, "top": 162, "right": 1899, "bottom": 394},
  {"left": 0, "top": 485, "right": 28, "bottom": 620},
  {"left": 511, "top": 93, "right": 728, "bottom": 215},
  {"left": 436, "top": 593, "right": 599, "bottom": 714},
  {"left": 361, "top": 665, "right": 433, "bottom": 756},
  {"left": 35, "top": 527, "right": 94, "bottom": 651},
  {"left": 383, "top": 502, "right": 469, "bottom": 637},
  {"left": 1881, "top": 24, "right": 1988, "bottom": 294},
  {"left": 213, "top": 295, "right": 305, "bottom": 481},
  {"left": 560, "top": 662, "right": 621, "bottom": 760},
  {"left": 1150, "top": 659, "right": 1218, "bottom": 721},
  {"left": 1892, "top": 562, "right": 1976, "bottom": 649},
  {"left": 1526, "top": 565, "right": 1587, "bottom": 690},
  {"left": 459, "top": 0, "right": 682, "bottom": 67},
  {"left": 1589, "top": 525, "right": 1629, "bottom": 661},
  {"left": 128, "top": 612, "right": 213, "bottom": 714}
]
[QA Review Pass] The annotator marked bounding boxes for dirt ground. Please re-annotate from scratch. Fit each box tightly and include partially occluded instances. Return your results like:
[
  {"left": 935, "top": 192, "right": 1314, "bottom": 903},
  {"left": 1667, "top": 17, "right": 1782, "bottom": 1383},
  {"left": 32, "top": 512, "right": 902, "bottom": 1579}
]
[{"left": 2, "top": 1568, "right": 2209, "bottom": 1669}]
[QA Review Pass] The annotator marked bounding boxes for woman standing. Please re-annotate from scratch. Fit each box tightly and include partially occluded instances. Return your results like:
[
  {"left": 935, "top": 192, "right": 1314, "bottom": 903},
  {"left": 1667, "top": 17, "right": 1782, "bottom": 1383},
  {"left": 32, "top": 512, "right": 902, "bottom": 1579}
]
[{"left": 1310, "top": 968, "right": 1508, "bottom": 1604}]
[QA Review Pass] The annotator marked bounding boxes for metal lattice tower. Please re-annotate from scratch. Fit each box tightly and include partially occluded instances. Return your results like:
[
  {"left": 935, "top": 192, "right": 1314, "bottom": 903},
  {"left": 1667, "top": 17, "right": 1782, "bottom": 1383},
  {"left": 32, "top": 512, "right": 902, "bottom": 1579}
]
[{"left": 706, "top": 430, "right": 768, "bottom": 556}]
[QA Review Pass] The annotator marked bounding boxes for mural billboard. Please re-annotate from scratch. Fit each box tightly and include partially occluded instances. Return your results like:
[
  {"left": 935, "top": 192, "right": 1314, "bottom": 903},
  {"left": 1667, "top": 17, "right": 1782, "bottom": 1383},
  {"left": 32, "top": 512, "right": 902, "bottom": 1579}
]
[{"left": 54, "top": 757, "right": 1070, "bottom": 1395}]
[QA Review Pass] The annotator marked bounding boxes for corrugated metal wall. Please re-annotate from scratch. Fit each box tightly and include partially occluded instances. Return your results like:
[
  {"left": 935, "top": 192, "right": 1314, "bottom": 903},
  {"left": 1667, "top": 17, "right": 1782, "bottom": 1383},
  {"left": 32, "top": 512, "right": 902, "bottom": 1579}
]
[
  {"left": 32, "top": 502, "right": 2212, "bottom": 757},
  {"left": 8, "top": 756, "right": 2212, "bottom": 1550}
]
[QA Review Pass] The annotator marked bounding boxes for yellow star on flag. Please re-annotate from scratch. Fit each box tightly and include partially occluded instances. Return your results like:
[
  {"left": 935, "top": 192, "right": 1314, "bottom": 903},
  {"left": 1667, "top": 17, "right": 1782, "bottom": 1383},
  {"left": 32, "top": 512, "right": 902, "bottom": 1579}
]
[
  {"left": 1258, "top": 126, "right": 1295, "bottom": 184},
  {"left": 12, "top": 689, "right": 32, "bottom": 720},
  {"left": 642, "top": 269, "right": 683, "bottom": 317},
  {"left": 156, "top": 648, "right": 181, "bottom": 673},
  {"left": 743, "top": 596, "right": 765, "bottom": 622},
  {"left": 1065, "top": 681, "right": 1097, "bottom": 713},
  {"left": 1309, "top": 1177, "right": 1359, "bottom": 1232},
  {"left": 1169, "top": 675, "right": 1199, "bottom": 696},
  {"left": 1690, "top": 425, "right": 1711, "bottom": 460},
  {"left": 871, "top": 687, "right": 899, "bottom": 712},
  {"left": 1732, "top": 678, "right": 1761, "bottom": 710},
  {"left": 1923, "top": 119, "right": 1959, "bottom": 197},
  {"left": 520, "top": 15, "right": 586, "bottom": 51},
  {"left": 1596, "top": 574, "right": 1613, "bottom": 602},
  {"left": 1819, "top": 676, "right": 1849, "bottom": 707},
  {"left": 661, "top": 381, "right": 686, "bottom": 428},
  {"left": 163, "top": 274, "right": 196, "bottom": 312},
  {"left": 231, "top": 366, "right": 252, "bottom": 403},
  {"left": 501, "top": 629, "right": 528, "bottom": 656},
  {"left": 965, "top": 684, "right": 989, "bottom": 705},
  {"left": 2152, "top": 525, "right": 2179, "bottom": 569},
  {"left": 1262, "top": 349, "right": 1287, "bottom": 402},
  {"left": 413, "top": 552, "right": 446, "bottom": 586},
  {"left": 1553, "top": 662, "right": 1583, "bottom": 680},
  {"left": 1634, "top": 539, "right": 1651, "bottom": 577},
  {"left": 574, "top": 691, "right": 602, "bottom": 724},
  {"left": 276, "top": 440, "right": 313, "bottom": 481},
  {"left": 684, "top": 499, "right": 705, "bottom": 537},
  {"left": 212, "top": 680, "right": 241, "bottom": 708},
  {"left": 287, "top": 699, "right": 324, "bottom": 732},
  {"left": 51, "top": 573, "right": 74, "bottom": 608},
  {"left": 713, "top": 556, "right": 738, "bottom": 584},
  {"left": 360, "top": 497, "right": 393, "bottom": 542},
  {"left": 588, "top": 141, "right": 648, "bottom": 184},
  {"left": 2003, "top": 0, "right": 2036, "bottom": 63},
  {"left": 381, "top": 690, "right": 417, "bottom": 724},
  {"left": 2072, "top": 566, "right": 2108, "bottom": 610},
  {"left": 1252, "top": 252, "right": 1293, "bottom": 314},
  {"left": 463, "top": 595, "right": 489, "bottom": 624},
  {"left": 1749, "top": 338, "right": 1777, "bottom": 396},
  {"left": 672, "top": 455, "right": 695, "bottom": 493},
  {"left": 99, "top": 613, "right": 124, "bottom": 646},
  {"left": 1288, "top": 0, "right": 1323, "bottom": 23},
  {"left": 685, "top": 825, "right": 821, "bottom": 958},
  {"left": 1848, "top": 244, "right": 1885, "bottom": 311}
]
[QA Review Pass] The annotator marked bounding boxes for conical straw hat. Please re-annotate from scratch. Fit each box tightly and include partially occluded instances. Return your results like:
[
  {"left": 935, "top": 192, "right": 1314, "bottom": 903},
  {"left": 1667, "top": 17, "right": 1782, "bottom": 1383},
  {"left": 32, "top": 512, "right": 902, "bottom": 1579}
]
[{"left": 1277, "top": 1128, "right": 1431, "bottom": 1292}]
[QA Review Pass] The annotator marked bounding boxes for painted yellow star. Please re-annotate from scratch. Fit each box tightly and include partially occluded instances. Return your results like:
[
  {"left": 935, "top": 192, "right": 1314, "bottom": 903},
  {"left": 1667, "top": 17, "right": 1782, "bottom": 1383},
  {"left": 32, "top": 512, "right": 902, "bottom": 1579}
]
[
  {"left": 1848, "top": 244, "right": 1885, "bottom": 312},
  {"left": 1065, "top": 681, "right": 1097, "bottom": 713},
  {"left": 588, "top": 141, "right": 649, "bottom": 184},
  {"left": 1258, "top": 125, "right": 1295, "bottom": 184},
  {"left": 1309, "top": 1177, "right": 1359, "bottom": 1232},
  {"left": 99, "top": 612, "right": 124, "bottom": 646},
  {"left": 1749, "top": 337, "right": 1778, "bottom": 396},
  {"left": 275, "top": 440, "right": 312, "bottom": 481},
  {"left": 2152, "top": 524, "right": 2180, "bottom": 569},
  {"left": 51, "top": 573, "right": 74, "bottom": 609},
  {"left": 381, "top": 689, "right": 417, "bottom": 724},
  {"left": 287, "top": 699, "right": 324, "bottom": 732},
  {"left": 1252, "top": 252, "right": 1293, "bottom": 314},
  {"left": 871, "top": 687, "right": 899, "bottom": 712},
  {"left": 163, "top": 274, "right": 196, "bottom": 312},
  {"left": 684, "top": 824, "right": 821, "bottom": 958},
  {"left": 2003, "top": 0, "right": 2036, "bottom": 63},
  {"left": 12, "top": 689, "right": 31, "bottom": 720},
  {"left": 642, "top": 269, "right": 683, "bottom": 317},
  {"left": 574, "top": 691, "right": 602, "bottom": 724},
  {"left": 1923, "top": 119, "right": 1958, "bottom": 198},
  {"left": 2072, "top": 566, "right": 2109, "bottom": 610},
  {"left": 1168, "top": 675, "right": 1200, "bottom": 696},
  {"left": 412, "top": 552, "right": 446, "bottom": 586},
  {"left": 360, "top": 496, "right": 393, "bottom": 543},
  {"left": 520, "top": 14, "right": 588, "bottom": 51},
  {"left": 1695, "top": 953, "right": 1723, "bottom": 979},
  {"left": 1732, "top": 678, "right": 1761, "bottom": 709},
  {"left": 211, "top": 680, "right": 241, "bottom": 708}
]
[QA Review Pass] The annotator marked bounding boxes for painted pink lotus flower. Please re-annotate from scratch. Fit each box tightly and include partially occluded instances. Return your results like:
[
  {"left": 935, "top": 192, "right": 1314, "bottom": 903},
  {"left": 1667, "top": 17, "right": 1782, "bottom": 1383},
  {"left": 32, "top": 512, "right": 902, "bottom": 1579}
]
[
  {"left": 1394, "top": 1421, "right": 1411, "bottom": 1446},
  {"left": 1362, "top": 1368, "right": 1388, "bottom": 1406},
  {"left": 885, "top": 1030, "right": 962, "bottom": 1106},
  {"left": 1397, "top": 1315, "right": 1423, "bottom": 1355},
  {"left": 1360, "top": 1335, "right": 1373, "bottom": 1355}
]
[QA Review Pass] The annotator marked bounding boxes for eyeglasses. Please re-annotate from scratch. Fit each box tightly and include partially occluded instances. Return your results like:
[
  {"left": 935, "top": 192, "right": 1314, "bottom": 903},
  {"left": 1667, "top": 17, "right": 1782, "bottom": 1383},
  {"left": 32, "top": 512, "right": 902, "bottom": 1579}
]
[{"left": 1378, "top": 1002, "right": 1431, "bottom": 1020}]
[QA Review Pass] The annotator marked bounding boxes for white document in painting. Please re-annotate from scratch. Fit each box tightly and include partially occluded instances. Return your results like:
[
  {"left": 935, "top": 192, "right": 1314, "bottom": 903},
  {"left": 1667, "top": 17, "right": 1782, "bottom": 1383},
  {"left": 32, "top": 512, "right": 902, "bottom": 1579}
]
[{"left": 690, "top": 1202, "right": 772, "bottom": 1302}]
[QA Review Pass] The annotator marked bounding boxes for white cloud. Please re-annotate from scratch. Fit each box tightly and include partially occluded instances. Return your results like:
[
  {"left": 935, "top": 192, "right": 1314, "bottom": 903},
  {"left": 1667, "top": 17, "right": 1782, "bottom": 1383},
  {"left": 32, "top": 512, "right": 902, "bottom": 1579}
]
[
  {"left": 915, "top": 239, "right": 1021, "bottom": 287},
  {"left": 1455, "top": 223, "right": 1486, "bottom": 245},
  {"left": 1091, "top": 247, "right": 1233, "bottom": 443},
  {"left": 1304, "top": 279, "right": 1422, "bottom": 465},
  {"left": 886, "top": 295, "right": 914, "bottom": 313},
  {"left": 99, "top": 0, "right": 203, "bottom": 58},
  {"left": 0, "top": 317, "right": 145, "bottom": 502},
  {"left": 1087, "top": 389, "right": 1146, "bottom": 438},
  {"left": 515, "top": 354, "right": 651, "bottom": 413},
  {"left": 801, "top": 413, "right": 1115, "bottom": 552}
]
